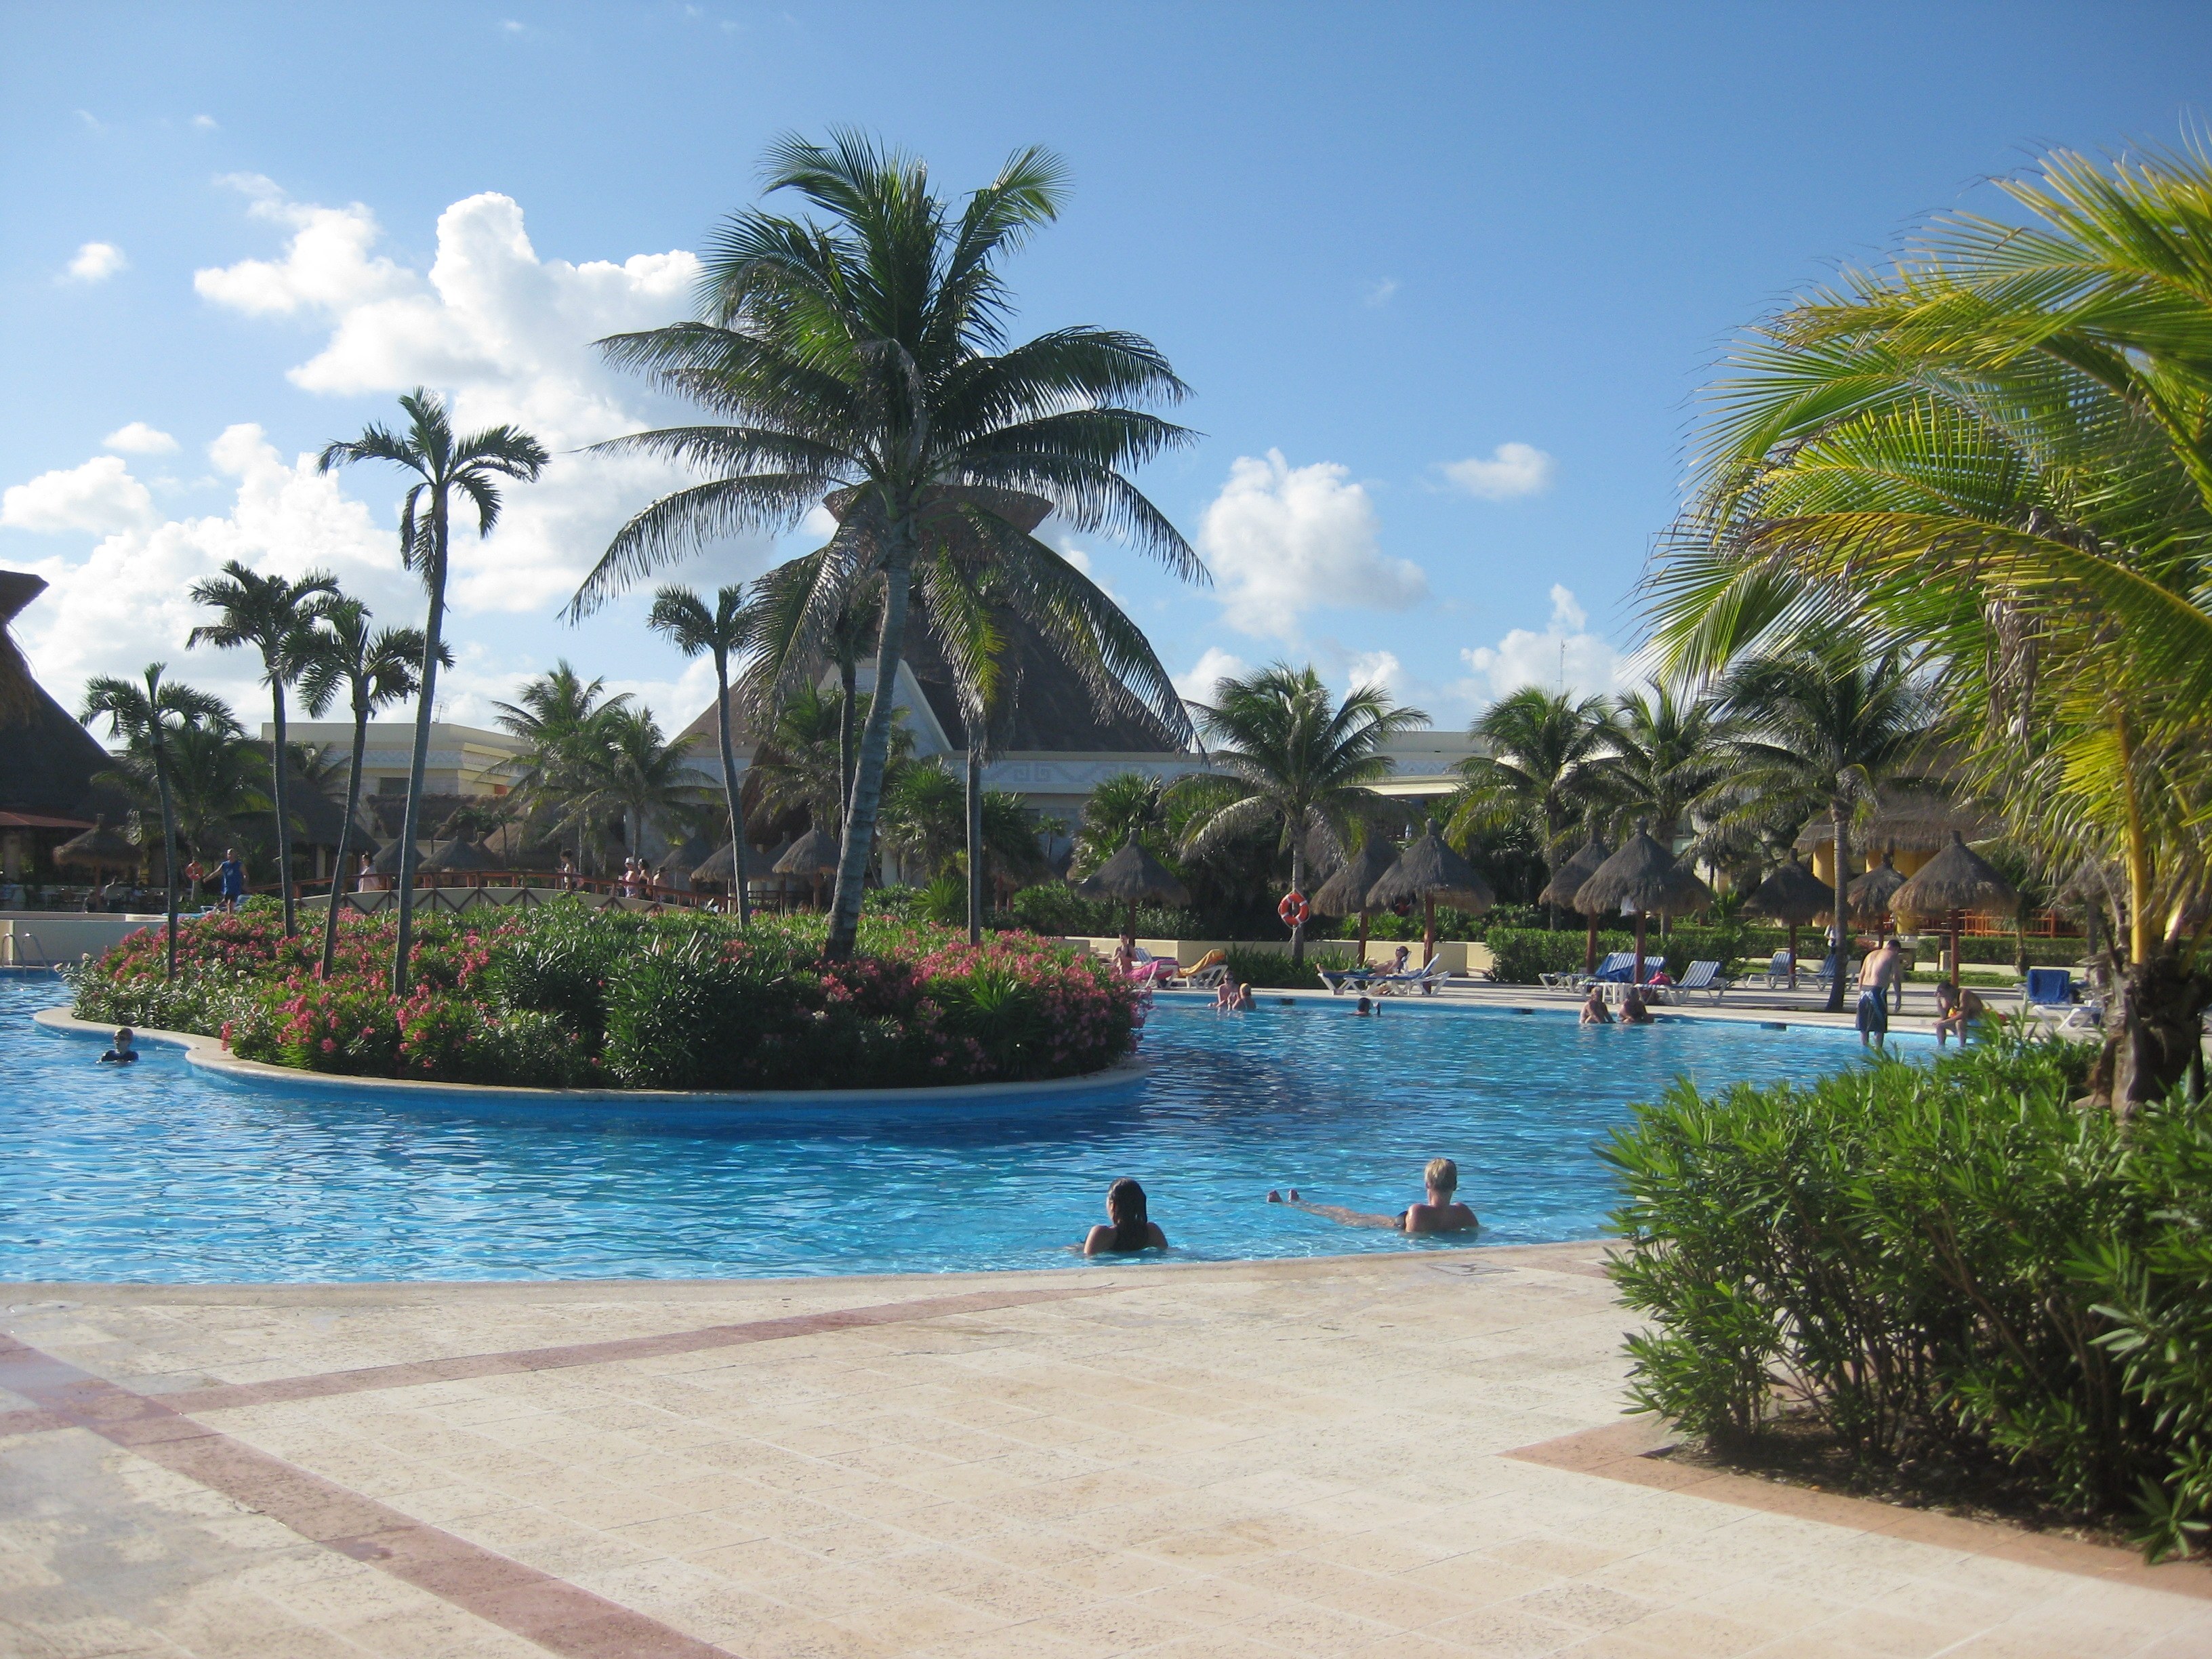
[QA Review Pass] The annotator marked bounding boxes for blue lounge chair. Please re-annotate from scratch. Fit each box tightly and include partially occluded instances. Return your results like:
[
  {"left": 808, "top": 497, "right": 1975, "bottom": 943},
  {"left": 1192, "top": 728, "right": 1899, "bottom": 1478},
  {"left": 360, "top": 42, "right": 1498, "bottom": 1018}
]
[
  {"left": 2023, "top": 966, "right": 2100, "bottom": 1031},
  {"left": 1316, "top": 964, "right": 1376, "bottom": 995},
  {"left": 1672, "top": 960, "right": 1730, "bottom": 1003},
  {"left": 1374, "top": 956, "right": 1454, "bottom": 996},
  {"left": 1759, "top": 950, "right": 1795, "bottom": 989},
  {"left": 1589, "top": 951, "right": 1638, "bottom": 985}
]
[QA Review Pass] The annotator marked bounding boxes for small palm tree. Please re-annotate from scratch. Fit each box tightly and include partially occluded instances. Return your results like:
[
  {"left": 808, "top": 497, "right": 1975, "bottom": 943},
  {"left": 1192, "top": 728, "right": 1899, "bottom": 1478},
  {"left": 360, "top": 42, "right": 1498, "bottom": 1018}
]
[
  {"left": 319, "top": 388, "right": 547, "bottom": 996},
  {"left": 1180, "top": 664, "right": 1429, "bottom": 965},
  {"left": 594, "top": 705, "right": 703, "bottom": 871},
  {"left": 1447, "top": 687, "right": 1614, "bottom": 876},
  {"left": 1072, "top": 773, "right": 1175, "bottom": 877},
  {"left": 647, "top": 584, "right": 754, "bottom": 924},
  {"left": 79, "top": 666, "right": 232, "bottom": 977},
  {"left": 1601, "top": 685, "right": 1732, "bottom": 846},
  {"left": 574, "top": 132, "right": 1202, "bottom": 960},
  {"left": 293, "top": 600, "right": 434, "bottom": 979},
  {"left": 186, "top": 560, "right": 340, "bottom": 938},
  {"left": 1715, "top": 642, "right": 1939, "bottom": 1012}
]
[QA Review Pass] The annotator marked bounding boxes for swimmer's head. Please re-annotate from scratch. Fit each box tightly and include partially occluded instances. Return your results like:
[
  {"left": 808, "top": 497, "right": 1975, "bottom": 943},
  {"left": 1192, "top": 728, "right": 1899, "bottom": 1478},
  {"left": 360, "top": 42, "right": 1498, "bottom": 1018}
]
[
  {"left": 1106, "top": 1177, "right": 1147, "bottom": 1225},
  {"left": 1355, "top": 996, "right": 1372, "bottom": 1014},
  {"left": 1423, "top": 1157, "right": 1458, "bottom": 1198},
  {"left": 114, "top": 1027, "right": 134, "bottom": 1047}
]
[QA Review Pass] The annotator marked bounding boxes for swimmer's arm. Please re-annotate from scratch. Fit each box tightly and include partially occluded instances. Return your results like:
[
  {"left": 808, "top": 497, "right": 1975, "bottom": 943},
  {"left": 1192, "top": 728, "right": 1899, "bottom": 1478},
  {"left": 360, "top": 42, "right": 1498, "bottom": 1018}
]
[
  {"left": 1082, "top": 1225, "right": 1115, "bottom": 1256},
  {"left": 1147, "top": 1222, "right": 1168, "bottom": 1250},
  {"left": 1292, "top": 1200, "right": 1402, "bottom": 1230}
]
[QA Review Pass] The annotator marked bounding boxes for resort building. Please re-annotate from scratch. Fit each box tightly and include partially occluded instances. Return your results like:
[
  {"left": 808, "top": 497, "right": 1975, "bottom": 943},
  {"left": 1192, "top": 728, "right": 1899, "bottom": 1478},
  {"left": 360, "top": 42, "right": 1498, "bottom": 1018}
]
[{"left": 0, "top": 571, "right": 129, "bottom": 893}]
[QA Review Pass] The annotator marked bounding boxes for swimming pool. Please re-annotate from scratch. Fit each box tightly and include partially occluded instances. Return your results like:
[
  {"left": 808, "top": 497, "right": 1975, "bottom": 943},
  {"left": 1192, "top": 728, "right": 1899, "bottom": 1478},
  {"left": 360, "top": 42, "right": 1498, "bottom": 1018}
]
[{"left": 1, "top": 977, "right": 1909, "bottom": 1282}]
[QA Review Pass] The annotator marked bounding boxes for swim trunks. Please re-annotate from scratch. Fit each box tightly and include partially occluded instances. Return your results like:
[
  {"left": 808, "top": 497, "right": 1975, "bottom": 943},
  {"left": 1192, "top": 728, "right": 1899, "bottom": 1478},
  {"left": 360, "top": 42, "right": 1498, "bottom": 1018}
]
[{"left": 1856, "top": 987, "right": 1889, "bottom": 1037}]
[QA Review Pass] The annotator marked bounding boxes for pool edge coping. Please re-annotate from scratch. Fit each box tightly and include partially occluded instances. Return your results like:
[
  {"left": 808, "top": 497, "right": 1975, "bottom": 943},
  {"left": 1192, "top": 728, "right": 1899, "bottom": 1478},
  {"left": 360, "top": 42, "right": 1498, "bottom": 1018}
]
[{"left": 28, "top": 1006, "right": 1154, "bottom": 1107}]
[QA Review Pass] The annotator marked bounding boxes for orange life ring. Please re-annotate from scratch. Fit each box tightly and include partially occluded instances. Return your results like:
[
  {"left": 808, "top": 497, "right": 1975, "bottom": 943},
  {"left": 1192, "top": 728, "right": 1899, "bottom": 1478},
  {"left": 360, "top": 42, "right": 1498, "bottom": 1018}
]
[{"left": 1278, "top": 890, "right": 1310, "bottom": 927}]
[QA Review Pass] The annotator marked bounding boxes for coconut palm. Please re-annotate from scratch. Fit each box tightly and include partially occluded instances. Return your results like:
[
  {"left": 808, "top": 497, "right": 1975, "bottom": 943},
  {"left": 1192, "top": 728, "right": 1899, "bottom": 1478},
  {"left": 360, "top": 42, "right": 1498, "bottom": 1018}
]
[
  {"left": 1647, "top": 144, "right": 2212, "bottom": 1106},
  {"left": 1072, "top": 772, "right": 1176, "bottom": 878},
  {"left": 1446, "top": 687, "right": 1614, "bottom": 876},
  {"left": 1711, "top": 645, "right": 1941, "bottom": 1012},
  {"left": 157, "top": 720, "right": 273, "bottom": 869},
  {"left": 570, "top": 131, "right": 1202, "bottom": 960},
  {"left": 293, "top": 600, "right": 434, "bottom": 979},
  {"left": 745, "top": 684, "right": 912, "bottom": 830},
  {"left": 740, "top": 552, "right": 884, "bottom": 830},
  {"left": 79, "top": 666, "right": 231, "bottom": 977},
  {"left": 318, "top": 388, "right": 547, "bottom": 996},
  {"left": 1179, "top": 663, "right": 1429, "bottom": 966},
  {"left": 1599, "top": 685, "right": 1733, "bottom": 846},
  {"left": 495, "top": 663, "right": 623, "bottom": 872},
  {"left": 185, "top": 560, "right": 340, "bottom": 938},
  {"left": 594, "top": 705, "right": 703, "bottom": 871},
  {"left": 648, "top": 583, "right": 755, "bottom": 923}
]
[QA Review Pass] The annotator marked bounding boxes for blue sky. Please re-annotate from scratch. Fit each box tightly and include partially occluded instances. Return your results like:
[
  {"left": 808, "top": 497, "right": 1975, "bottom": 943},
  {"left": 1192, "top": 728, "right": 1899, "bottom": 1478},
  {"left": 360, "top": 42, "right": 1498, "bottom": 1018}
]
[{"left": 4, "top": 1, "right": 2207, "bottom": 735}]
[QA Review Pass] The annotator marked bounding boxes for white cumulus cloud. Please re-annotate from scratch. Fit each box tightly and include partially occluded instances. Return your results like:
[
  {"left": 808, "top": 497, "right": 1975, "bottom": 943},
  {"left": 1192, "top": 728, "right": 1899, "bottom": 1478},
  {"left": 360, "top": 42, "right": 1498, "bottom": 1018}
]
[
  {"left": 1197, "top": 450, "right": 1427, "bottom": 640},
  {"left": 102, "top": 422, "right": 178, "bottom": 455},
  {"left": 1441, "top": 441, "right": 1555, "bottom": 501},
  {"left": 64, "top": 241, "right": 126, "bottom": 283},
  {"left": 1174, "top": 645, "right": 1252, "bottom": 707},
  {"left": 1, "top": 456, "right": 156, "bottom": 534},
  {"left": 1458, "top": 585, "right": 1629, "bottom": 702}
]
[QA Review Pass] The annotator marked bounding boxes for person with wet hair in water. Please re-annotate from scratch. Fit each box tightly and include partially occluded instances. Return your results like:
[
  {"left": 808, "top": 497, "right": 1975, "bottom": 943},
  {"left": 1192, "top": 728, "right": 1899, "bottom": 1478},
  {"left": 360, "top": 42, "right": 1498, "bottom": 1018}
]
[{"left": 1082, "top": 1177, "right": 1168, "bottom": 1255}]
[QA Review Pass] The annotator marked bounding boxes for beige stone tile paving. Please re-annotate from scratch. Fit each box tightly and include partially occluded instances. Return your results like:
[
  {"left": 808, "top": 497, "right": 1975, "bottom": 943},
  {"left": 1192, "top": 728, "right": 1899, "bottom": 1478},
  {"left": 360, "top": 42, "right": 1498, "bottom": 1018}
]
[{"left": 3, "top": 1248, "right": 2209, "bottom": 1658}]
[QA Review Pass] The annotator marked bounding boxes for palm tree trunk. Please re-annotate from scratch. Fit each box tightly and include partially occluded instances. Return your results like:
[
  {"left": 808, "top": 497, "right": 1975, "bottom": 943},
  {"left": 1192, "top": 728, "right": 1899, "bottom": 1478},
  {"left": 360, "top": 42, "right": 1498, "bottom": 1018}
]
[
  {"left": 269, "top": 674, "right": 298, "bottom": 937},
  {"left": 392, "top": 497, "right": 446, "bottom": 998},
  {"left": 1826, "top": 805, "right": 1849, "bottom": 1014},
  {"left": 713, "top": 656, "right": 750, "bottom": 926},
  {"left": 1288, "top": 832, "right": 1308, "bottom": 968},
  {"left": 321, "top": 699, "right": 367, "bottom": 980},
  {"left": 965, "top": 740, "right": 984, "bottom": 945},
  {"left": 838, "top": 660, "right": 858, "bottom": 830},
  {"left": 826, "top": 535, "right": 915, "bottom": 961},
  {"left": 155, "top": 736, "right": 180, "bottom": 980}
]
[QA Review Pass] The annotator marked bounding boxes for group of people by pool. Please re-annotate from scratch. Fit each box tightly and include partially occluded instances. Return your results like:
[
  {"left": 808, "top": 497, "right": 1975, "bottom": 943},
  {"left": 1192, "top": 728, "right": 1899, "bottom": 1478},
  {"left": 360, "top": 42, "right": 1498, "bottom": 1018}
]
[
  {"left": 1079, "top": 1160, "right": 1479, "bottom": 1255},
  {"left": 1851, "top": 937, "right": 1990, "bottom": 1046},
  {"left": 1579, "top": 983, "right": 1657, "bottom": 1025}
]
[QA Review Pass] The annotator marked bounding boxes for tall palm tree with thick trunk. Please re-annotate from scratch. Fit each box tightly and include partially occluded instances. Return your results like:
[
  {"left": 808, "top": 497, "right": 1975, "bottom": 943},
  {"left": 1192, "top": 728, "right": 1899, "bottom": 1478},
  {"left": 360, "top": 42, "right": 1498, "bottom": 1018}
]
[
  {"left": 570, "top": 131, "right": 1202, "bottom": 960},
  {"left": 186, "top": 560, "right": 339, "bottom": 938},
  {"left": 318, "top": 390, "right": 546, "bottom": 996},
  {"left": 649, "top": 584, "right": 755, "bottom": 922},
  {"left": 1713, "top": 644, "right": 1938, "bottom": 1012},
  {"left": 1179, "top": 664, "right": 1428, "bottom": 966},
  {"left": 293, "top": 600, "right": 433, "bottom": 979},
  {"left": 80, "top": 665, "right": 230, "bottom": 978}
]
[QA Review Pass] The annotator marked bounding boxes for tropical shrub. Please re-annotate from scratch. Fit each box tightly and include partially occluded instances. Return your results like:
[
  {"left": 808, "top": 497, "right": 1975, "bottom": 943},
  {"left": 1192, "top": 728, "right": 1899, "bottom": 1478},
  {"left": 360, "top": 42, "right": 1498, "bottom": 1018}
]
[
  {"left": 1605, "top": 1038, "right": 2212, "bottom": 1559},
  {"left": 72, "top": 900, "right": 1137, "bottom": 1092},
  {"left": 1483, "top": 928, "right": 1639, "bottom": 984}
]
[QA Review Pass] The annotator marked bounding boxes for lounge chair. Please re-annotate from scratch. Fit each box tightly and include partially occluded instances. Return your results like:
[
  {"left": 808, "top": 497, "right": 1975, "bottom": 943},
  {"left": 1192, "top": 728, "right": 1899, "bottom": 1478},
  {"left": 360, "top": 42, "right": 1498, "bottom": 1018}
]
[
  {"left": 1316, "top": 964, "right": 1377, "bottom": 995},
  {"left": 1671, "top": 960, "right": 1731, "bottom": 1003},
  {"left": 1375, "top": 957, "right": 1454, "bottom": 997},
  {"left": 2022, "top": 966, "right": 2101, "bottom": 1032},
  {"left": 1759, "top": 950, "right": 1795, "bottom": 989},
  {"left": 1584, "top": 951, "right": 1637, "bottom": 986},
  {"left": 1189, "top": 962, "right": 1230, "bottom": 991}
]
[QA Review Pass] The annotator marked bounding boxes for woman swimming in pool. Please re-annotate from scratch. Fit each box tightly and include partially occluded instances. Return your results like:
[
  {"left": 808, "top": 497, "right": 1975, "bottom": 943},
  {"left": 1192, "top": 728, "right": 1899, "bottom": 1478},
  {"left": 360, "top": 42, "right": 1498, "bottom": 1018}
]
[{"left": 1082, "top": 1177, "right": 1169, "bottom": 1255}]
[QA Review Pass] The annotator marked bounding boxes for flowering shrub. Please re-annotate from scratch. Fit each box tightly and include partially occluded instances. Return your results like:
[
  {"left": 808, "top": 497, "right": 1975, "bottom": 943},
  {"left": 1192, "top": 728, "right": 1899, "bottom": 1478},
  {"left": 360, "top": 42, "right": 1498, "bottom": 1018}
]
[{"left": 72, "top": 899, "right": 1136, "bottom": 1092}]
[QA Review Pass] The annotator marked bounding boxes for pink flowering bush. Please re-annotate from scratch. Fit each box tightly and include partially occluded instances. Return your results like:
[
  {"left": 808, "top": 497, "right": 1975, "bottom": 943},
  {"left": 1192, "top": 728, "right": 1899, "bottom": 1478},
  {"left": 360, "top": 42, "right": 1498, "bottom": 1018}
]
[{"left": 73, "top": 899, "right": 1136, "bottom": 1091}]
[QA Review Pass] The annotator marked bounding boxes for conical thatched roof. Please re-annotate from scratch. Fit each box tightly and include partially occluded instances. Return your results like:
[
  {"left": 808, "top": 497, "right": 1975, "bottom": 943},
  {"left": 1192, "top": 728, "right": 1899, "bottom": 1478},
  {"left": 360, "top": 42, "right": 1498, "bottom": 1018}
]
[
  {"left": 54, "top": 814, "right": 136, "bottom": 871},
  {"left": 1073, "top": 834, "right": 1190, "bottom": 907},
  {"left": 1309, "top": 839, "right": 1399, "bottom": 918},
  {"left": 1745, "top": 857, "right": 1832, "bottom": 926},
  {"left": 1794, "top": 787, "right": 1997, "bottom": 855},
  {"left": 1539, "top": 834, "right": 1611, "bottom": 912},
  {"left": 1848, "top": 853, "right": 1906, "bottom": 922},
  {"left": 1366, "top": 820, "right": 1494, "bottom": 913},
  {"left": 654, "top": 834, "right": 712, "bottom": 888},
  {"left": 693, "top": 840, "right": 766, "bottom": 885},
  {"left": 421, "top": 837, "right": 497, "bottom": 873},
  {"left": 774, "top": 826, "right": 842, "bottom": 877},
  {"left": 1576, "top": 821, "right": 1711, "bottom": 918},
  {"left": 1891, "top": 831, "right": 2020, "bottom": 921},
  {"left": 369, "top": 838, "right": 409, "bottom": 875}
]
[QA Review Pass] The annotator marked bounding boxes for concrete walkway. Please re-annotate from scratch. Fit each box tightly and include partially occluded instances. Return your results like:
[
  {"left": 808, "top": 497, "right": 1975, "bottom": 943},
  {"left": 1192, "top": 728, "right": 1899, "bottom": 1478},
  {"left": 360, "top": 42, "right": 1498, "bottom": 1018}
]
[{"left": 4, "top": 1249, "right": 2206, "bottom": 1658}]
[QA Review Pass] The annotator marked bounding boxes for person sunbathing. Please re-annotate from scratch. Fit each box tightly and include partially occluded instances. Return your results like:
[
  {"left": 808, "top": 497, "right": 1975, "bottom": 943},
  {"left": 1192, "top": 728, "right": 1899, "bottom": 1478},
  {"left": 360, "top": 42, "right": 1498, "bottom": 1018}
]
[
  {"left": 1580, "top": 984, "right": 1612, "bottom": 1025},
  {"left": 1082, "top": 1177, "right": 1168, "bottom": 1255},
  {"left": 1267, "top": 1158, "right": 1480, "bottom": 1235}
]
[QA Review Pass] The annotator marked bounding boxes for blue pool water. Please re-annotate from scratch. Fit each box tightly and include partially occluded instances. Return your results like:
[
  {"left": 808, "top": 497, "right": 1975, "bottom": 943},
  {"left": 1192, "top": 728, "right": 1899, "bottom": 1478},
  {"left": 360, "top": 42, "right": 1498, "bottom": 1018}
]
[{"left": 1, "top": 977, "right": 1910, "bottom": 1283}]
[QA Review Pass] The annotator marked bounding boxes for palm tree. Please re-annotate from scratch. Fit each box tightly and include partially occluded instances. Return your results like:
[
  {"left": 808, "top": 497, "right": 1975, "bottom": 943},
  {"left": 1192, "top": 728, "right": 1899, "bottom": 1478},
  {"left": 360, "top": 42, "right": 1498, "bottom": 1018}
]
[
  {"left": 495, "top": 661, "right": 620, "bottom": 870},
  {"left": 594, "top": 705, "right": 703, "bottom": 869},
  {"left": 1179, "top": 663, "right": 1428, "bottom": 966},
  {"left": 648, "top": 584, "right": 756, "bottom": 923},
  {"left": 79, "top": 666, "right": 231, "bottom": 977},
  {"left": 186, "top": 560, "right": 340, "bottom": 938},
  {"left": 293, "top": 600, "right": 433, "bottom": 980},
  {"left": 570, "top": 132, "right": 1202, "bottom": 960},
  {"left": 318, "top": 389, "right": 547, "bottom": 996},
  {"left": 1072, "top": 772, "right": 1176, "bottom": 877},
  {"left": 1601, "top": 686, "right": 1732, "bottom": 846},
  {"left": 745, "top": 684, "right": 913, "bottom": 832},
  {"left": 1647, "top": 144, "right": 2212, "bottom": 1106},
  {"left": 1447, "top": 687, "right": 1614, "bottom": 886},
  {"left": 1713, "top": 644, "right": 1940, "bottom": 1012}
]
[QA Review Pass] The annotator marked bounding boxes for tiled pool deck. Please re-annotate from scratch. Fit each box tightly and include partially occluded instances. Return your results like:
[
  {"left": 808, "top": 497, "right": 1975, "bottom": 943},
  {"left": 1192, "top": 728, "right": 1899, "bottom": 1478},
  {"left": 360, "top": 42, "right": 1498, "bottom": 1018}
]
[{"left": 4, "top": 1248, "right": 2207, "bottom": 1658}]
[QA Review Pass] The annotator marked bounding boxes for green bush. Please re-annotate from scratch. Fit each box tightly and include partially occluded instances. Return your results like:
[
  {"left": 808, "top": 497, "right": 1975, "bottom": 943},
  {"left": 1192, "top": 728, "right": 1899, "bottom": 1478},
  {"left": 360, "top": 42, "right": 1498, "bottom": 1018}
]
[
  {"left": 1604, "top": 1038, "right": 2212, "bottom": 1560},
  {"left": 1215, "top": 945, "right": 1359, "bottom": 991},
  {"left": 1483, "top": 928, "right": 1638, "bottom": 984}
]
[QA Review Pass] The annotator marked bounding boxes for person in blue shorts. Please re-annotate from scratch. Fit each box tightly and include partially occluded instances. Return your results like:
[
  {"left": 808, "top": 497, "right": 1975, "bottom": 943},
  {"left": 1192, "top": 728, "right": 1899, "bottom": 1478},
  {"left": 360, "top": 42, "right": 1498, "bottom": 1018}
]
[{"left": 216, "top": 848, "right": 245, "bottom": 912}]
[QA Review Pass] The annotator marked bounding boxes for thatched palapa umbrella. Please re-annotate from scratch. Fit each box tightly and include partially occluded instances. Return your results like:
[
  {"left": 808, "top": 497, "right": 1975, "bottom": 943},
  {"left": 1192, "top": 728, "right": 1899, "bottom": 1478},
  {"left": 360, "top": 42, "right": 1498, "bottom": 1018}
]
[
  {"left": 1073, "top": 834, "right": 1190, "bottom": 953},
  {"left": 1745, "top": 857, "right": 1830, "bottom": 989},
  {"left": 775, "top": 825, "right": 843, "bottom": 912},
  {"left": 1366, "top": 819, "right": 1493, "bottom": 970},
  {"left": 1849, "top": 853, "right": 1906, "bottom": 937},
  {"left": 1309, "top": 839, "right": 1399, "bottom": 962},
  {"left": 654, "top": 834, "right": 712, "bottom": 894},
  {"left": 1891, "top": 831, "right": 2019, "bottom": 985},
  {"left": 1576, "top": 820, "right": 1711, "bottom": 987},
  {"left": 420, "top": 838, "right": 497, "bottom": 886},
  {"left": 369, "top": 838, "right": 409, "bottom": 878},
  {"left": 1539, "top": 833, "right": 1610, "bottom": 975},
  {"left": 54, "top": 815, "right": 137, "bottom": 882}
]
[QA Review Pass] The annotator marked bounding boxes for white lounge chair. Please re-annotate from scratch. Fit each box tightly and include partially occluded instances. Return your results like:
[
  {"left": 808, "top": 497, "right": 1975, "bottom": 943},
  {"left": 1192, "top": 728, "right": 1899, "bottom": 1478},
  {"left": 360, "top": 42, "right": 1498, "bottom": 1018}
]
[
  {"left": 1375, "top": 957, "right": 1454, "bottom": 996},
  {"left": 1759, "top": 950, "right": 1795, "bottom": 989}
]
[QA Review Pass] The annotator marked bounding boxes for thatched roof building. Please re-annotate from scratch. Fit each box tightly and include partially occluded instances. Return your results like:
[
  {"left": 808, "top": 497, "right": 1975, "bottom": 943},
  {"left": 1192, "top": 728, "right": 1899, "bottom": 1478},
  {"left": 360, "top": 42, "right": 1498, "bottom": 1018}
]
[{"left": 1539, "top": 834, "right": 1610, "bottom": 914}]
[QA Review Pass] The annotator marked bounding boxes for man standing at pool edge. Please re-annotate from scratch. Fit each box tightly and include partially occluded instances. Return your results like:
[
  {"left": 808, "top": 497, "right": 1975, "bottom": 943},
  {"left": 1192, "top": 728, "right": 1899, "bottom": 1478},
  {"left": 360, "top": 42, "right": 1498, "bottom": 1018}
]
[{"left": 1857, "top": 936, "right": 1903, "bottom": 1046}]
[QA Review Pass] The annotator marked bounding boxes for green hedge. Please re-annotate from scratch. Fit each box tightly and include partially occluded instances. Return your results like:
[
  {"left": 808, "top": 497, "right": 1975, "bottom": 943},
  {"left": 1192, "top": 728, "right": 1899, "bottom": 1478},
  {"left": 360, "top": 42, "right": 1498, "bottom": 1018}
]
[{"left": 1605, "top": 1039, "right": 2212, "bottom": 1561}]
